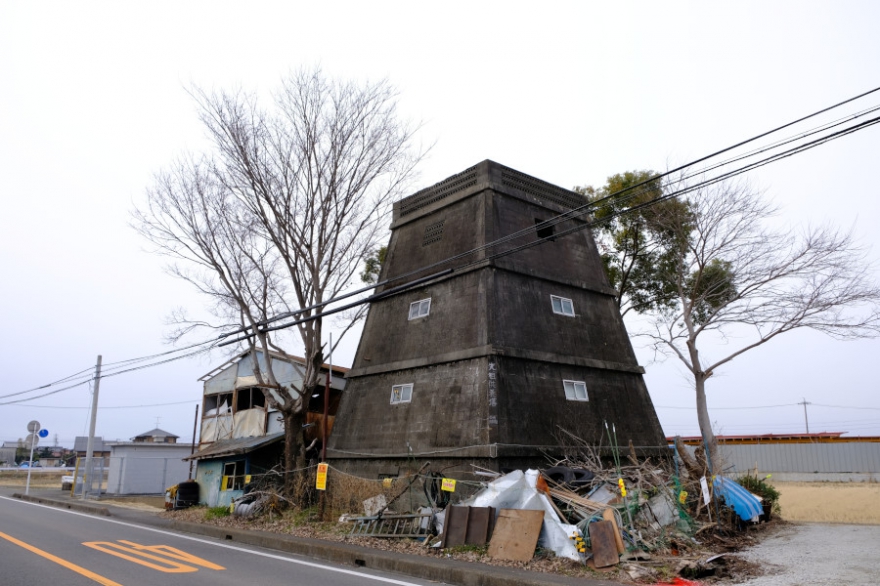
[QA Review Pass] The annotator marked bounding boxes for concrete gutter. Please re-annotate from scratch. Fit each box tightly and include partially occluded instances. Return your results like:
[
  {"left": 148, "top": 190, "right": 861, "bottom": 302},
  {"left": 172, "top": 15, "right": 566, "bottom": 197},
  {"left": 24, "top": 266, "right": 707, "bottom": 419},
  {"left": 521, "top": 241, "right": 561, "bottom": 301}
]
[{"left": 12, "top": 492, "right": 617, "bottom": 586}]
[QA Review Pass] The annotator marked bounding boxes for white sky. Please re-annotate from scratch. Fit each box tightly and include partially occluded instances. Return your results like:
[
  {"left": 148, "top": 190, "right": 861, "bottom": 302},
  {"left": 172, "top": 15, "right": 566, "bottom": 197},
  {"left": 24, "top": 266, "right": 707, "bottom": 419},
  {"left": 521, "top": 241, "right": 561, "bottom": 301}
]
[{"left": 2, "top": 1, "right": 879, "bottom": 447}]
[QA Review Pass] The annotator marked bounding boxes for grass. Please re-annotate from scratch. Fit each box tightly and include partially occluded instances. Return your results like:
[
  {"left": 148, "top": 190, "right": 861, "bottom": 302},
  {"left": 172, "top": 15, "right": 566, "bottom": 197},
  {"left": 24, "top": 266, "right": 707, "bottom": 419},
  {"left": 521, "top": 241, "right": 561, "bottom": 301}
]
[
  {"left": 772, "top": 481, "right": 880, "bottom": 524},
  {"left": 0, "top": 470, "right": 66, "bottom": 488},
  {"left": 205, "top": 505, "right": 231, "bottom": 519}
]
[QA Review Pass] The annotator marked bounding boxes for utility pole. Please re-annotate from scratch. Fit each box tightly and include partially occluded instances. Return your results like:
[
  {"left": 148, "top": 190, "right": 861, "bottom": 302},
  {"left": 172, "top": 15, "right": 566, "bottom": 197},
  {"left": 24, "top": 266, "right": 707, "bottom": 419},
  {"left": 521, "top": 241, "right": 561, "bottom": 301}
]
[
  {"left": 81, "top": 355, "right": 102, "bottom": 499},
  {"left": 322, "top": 333, "right": 332, "bottom": 462},
  {"left": 798, "top": 398, "right": 811, "bottom": 434},
  {"left": 188, "top": 404, "right": 199, "bottom": 479}
]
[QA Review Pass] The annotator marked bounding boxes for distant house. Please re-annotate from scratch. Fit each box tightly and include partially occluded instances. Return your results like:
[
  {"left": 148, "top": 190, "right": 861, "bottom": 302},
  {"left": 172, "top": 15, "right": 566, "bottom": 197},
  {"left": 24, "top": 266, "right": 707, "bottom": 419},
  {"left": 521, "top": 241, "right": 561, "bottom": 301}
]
[
  {"left": 106, "top": 428, "right": 193, "bottom": 495},
  {"left": 73, "top": 436, "right": 111, "bottom": 466},
  {"left": 187, "top": 350, "right": 347, "bottom": 507},
  {"left": 132, "top": 428, "right": 180, "bottom": 444},
  {"left": 0, "top": 441, "right": 19, "bottom": 466}
]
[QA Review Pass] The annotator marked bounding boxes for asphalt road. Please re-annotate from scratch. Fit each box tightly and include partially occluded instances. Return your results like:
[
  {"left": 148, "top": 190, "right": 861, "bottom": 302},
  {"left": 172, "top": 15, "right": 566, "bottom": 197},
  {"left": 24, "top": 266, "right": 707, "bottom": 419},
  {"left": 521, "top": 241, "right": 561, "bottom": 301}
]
[{"left": 0, "top": 495, "right": 438, "bottom": 586}]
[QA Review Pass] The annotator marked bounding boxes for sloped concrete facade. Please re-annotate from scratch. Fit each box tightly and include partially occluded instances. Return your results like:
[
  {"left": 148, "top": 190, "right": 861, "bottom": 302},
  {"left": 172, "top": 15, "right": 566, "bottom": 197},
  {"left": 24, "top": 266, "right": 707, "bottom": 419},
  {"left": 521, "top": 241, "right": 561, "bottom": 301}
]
[{"left": 327, "top": 161, "right": 665, "bottom": 477}]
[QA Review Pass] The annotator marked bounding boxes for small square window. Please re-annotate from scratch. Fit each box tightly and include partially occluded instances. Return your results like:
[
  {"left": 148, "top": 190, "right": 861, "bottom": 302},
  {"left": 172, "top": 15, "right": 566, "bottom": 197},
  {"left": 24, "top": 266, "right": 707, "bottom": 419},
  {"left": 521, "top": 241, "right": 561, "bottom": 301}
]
[
  {"left": 563, "top": 380, "right": 588, "bottom": 401},
  {"left": 391, "top": 383, "right": 413, "bottom": 404},
  {"left": 551, "top": 295, "right": 575, "bottom": 316},
  {"left": 408, "top": 298, "right": 431, "bottom": 320}
]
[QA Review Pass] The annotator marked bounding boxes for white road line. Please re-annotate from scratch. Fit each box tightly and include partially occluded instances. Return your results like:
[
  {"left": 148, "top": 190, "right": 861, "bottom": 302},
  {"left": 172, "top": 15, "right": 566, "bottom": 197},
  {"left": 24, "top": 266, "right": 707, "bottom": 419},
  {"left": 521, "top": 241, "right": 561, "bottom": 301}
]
[{"left": 0, "top": 496, "right": 427, "bottom": 586}]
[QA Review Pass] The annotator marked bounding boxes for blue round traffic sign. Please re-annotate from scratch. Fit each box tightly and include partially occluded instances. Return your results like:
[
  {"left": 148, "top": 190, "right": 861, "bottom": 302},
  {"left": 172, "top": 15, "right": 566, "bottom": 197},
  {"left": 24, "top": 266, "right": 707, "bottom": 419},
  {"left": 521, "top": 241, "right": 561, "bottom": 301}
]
[{"left": 38, "top": 429, "right": 49, "bottom": 438}]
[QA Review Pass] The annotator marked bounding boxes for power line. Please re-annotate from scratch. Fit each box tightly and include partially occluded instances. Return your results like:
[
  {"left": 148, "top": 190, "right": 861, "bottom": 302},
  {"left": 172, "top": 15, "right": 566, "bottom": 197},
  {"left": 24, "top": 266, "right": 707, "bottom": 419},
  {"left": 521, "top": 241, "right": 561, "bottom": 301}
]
[{"left": 7, "top": 87, "right": 880, "bottom": 401}]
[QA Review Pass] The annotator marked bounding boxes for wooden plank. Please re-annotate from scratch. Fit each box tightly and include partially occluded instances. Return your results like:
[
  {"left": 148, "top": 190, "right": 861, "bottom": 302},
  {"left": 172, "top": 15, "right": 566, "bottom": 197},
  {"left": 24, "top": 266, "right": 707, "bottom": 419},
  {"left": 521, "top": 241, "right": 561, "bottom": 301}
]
[
  {"left": 602, "top": 509, "right": 626, "bottom": 554},
  {"left": 487, "top": 509, "right": 544, "bottom": 562},
  {"left": 464, "top": 506, "right": 494, "bottom": 545},
  {"left": 588, "top": 520, "right": 620, "bottom": 568},
  {"left": 441, "top": 505, "right": 470, "bottom": 548}
]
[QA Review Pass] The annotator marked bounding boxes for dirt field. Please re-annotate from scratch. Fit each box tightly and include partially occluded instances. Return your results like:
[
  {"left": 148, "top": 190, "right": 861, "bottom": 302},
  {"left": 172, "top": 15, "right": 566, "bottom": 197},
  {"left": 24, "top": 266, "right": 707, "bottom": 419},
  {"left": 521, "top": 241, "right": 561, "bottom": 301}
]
[{"left": 773, "top": 481, "right": 880, "bottom": 524}]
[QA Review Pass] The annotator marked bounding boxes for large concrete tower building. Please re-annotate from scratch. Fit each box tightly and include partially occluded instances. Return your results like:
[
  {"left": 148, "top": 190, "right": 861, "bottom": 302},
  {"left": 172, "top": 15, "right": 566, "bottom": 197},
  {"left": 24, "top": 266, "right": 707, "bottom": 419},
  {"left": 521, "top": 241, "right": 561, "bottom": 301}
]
[{"left": 327, "top": 161, "right": 665, "bottom": 477}]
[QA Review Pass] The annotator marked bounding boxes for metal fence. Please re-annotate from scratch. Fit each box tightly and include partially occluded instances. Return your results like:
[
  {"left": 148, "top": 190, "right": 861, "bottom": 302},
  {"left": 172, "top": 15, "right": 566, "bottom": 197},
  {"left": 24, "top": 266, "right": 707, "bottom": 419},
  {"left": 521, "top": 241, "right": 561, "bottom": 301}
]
[
  {"left": 707, "top": 442, "right": 880, "bottom": 475},
  {"left": 75, "top": 456, "right": 191, "bottom": 497}
]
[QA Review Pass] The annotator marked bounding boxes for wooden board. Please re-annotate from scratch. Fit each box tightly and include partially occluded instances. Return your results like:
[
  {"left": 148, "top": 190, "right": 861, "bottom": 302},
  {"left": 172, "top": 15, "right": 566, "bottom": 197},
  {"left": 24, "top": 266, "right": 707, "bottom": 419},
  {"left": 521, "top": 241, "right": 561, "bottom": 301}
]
[
  {"left": 602, "top": 508, "right": 625, "bottom": 553},
  {"left": 487, "top": 509, "right": 544, "bottom": 562},
  {"left": 588, "top": 520, "right": 620, "bottom": 568},
  {"left": 465, "top": 506, "right": 495, "bottom": 545},
  {"left": 441, "top": 505, "right": 470, "bottom": 548}
]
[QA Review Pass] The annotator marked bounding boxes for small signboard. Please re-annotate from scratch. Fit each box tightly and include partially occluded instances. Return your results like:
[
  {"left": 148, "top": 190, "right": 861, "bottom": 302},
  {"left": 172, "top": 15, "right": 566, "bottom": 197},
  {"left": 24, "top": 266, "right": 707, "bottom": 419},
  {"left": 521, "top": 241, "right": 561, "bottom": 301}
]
[
  {"left": 316, "top": 463, "right": 328, "bottom": 491},
  {"left": 441, "top": 478, "right": 456, "bottom": 492}
]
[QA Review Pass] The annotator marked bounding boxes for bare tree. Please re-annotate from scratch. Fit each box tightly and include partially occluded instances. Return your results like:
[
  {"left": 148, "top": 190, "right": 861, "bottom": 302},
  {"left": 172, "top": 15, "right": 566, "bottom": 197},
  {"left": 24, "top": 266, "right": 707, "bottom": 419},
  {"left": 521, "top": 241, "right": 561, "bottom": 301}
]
[
  {"left": 134, "top": 68, "right": 422, "bottom": 497},
  {"left": 639, "top": 179, "right": 880, "bottom": 467}
]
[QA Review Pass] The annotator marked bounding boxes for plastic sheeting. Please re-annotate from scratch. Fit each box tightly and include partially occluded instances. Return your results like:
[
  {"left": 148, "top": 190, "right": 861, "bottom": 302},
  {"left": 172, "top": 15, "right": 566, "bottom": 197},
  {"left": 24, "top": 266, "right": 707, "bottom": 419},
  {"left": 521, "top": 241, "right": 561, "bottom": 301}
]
[
  {"left": 713, "top": 475, "right": 763, "bottom": 522},
  {"left": 456, "top": 469, "right": 581, "bottom": 561},
  {"left": 232, "top": 409, "right": 266, "bottom": 439}
]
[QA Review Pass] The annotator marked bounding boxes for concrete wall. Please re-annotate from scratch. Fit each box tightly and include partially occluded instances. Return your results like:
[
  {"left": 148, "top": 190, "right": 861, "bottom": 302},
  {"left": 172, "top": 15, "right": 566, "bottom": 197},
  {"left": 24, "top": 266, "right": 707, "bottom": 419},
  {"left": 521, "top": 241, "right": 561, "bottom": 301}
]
[{"left": 330, "top": 161, "right": 666, "bottom": 475}]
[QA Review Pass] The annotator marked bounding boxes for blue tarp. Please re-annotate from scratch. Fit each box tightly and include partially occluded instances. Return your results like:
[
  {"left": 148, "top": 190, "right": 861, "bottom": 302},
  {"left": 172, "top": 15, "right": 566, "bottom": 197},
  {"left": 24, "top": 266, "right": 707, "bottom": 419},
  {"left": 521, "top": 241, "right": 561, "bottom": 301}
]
[{"left": 713, "top": 475, "right": 763, "bottom": 521}]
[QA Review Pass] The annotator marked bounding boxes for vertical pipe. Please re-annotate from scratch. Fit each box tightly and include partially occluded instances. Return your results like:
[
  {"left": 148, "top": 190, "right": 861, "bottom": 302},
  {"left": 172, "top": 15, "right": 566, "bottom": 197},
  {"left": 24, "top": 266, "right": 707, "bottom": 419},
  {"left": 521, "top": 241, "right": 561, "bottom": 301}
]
[
  {"left": 82, "top": 355, "right": 102, "bottom": 499},
  {"left": 322, "top": 333, "right": 332, "bottom": 462}
]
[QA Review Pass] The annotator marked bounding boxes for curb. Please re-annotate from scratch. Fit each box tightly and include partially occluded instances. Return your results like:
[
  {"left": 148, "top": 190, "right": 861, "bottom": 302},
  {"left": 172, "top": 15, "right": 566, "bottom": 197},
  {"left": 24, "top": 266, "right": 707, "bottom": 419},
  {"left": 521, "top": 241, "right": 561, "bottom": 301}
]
[
  {"left": 166, "top": 521, "right": 616, "bottom": 586},
  {"left": 12, "top": 492, "right": 111, "bottom": 516}
]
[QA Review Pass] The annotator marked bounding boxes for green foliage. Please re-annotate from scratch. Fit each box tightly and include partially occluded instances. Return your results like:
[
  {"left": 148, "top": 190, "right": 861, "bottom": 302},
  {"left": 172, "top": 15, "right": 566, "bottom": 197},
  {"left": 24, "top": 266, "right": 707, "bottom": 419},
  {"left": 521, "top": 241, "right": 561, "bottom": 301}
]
[
  {"left": 686, "top": 258, "right": 737, "bottom": 324},
  {"left": 576, "top": 171, "right": 693, "bottom": 316},
  {"left": 360, "top": 245, "right": 387, "bottom": 284},
  {"left": 737, "top": 474, "right": 781, "bottom": 515},
  {"left": 204, "top": 505, "right": 231, "bottom": 519}
]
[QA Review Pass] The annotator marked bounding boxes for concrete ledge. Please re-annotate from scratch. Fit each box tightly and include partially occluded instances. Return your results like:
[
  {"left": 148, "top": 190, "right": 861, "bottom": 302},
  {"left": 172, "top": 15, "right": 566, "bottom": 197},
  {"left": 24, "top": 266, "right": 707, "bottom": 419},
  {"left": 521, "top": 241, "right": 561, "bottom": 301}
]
[
  {"left": 167, "top": 520, "right": 614, "bottom": 586},
  {"left": 13, "top": 492, "right": 111, "bottom": 516}
]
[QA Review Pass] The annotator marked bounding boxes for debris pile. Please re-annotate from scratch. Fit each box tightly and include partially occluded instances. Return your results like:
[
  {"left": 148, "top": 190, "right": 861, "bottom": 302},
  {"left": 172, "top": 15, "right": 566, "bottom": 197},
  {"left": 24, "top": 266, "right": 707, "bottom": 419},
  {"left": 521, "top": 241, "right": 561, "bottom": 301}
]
[{"left": 341, "top": 428, "right": 772, "bottom": 581}]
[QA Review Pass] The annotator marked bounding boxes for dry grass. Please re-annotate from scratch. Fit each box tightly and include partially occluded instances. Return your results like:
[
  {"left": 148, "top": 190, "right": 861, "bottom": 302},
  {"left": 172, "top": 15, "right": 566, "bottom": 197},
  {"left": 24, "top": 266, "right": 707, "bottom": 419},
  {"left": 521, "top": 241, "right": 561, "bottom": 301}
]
[
  {"left": 773, "top": 481, "right": 880, "bottom": 524},
  {"left": 0, "top": 470, "right": 66, "bottom": 488}
]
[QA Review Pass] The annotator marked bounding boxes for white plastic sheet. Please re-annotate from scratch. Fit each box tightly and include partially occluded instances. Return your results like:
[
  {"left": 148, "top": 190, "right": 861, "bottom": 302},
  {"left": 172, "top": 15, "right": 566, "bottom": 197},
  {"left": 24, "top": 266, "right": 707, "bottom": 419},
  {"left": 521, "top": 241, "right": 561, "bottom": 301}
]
[{"left": 459, "top": 469, "right": 581, "bottom": 561}]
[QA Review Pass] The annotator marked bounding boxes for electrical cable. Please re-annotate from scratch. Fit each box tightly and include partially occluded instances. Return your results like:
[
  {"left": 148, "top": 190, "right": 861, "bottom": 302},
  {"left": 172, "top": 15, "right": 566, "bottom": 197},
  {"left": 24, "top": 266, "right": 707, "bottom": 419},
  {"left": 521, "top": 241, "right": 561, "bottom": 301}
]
[{"left": 8, "top": 88, "right": 880, "bottom": 400}]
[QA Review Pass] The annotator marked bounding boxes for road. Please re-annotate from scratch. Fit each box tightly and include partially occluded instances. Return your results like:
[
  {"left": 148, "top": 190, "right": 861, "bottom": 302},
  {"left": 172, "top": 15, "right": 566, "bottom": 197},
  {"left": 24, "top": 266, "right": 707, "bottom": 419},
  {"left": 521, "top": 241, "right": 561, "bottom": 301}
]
[{"left": 0, "top": 495, "right": 437, "bottom": 586}]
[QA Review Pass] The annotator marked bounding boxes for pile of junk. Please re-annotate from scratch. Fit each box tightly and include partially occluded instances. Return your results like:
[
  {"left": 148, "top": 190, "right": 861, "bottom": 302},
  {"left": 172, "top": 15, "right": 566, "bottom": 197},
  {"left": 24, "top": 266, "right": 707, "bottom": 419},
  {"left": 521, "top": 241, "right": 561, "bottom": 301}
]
[{"left": 344, "top": 435, "right": 773, "bottom": 579}]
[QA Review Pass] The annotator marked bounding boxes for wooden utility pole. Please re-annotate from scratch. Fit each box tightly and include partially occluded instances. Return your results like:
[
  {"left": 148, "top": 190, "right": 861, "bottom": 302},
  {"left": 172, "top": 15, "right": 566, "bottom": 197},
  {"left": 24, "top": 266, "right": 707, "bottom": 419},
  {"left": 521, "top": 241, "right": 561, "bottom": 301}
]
[
  {"left": 188, "top": 404, "right": 199, "bottom": 479},
  {"left": 81, "top": 355, "right": 102, "bottom": 499},
  {"left": 798, "top": 398, "right": 811, "bottom": 434}
]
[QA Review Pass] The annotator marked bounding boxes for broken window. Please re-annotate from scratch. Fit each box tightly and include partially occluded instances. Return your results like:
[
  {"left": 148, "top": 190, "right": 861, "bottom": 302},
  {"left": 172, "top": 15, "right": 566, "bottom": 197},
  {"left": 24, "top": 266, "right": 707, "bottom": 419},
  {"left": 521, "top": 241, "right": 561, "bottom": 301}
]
[
  {"left": 535, "top": 218, "right": 555, "bottom": 239},
  {"left": 204, "top": 393, "right": 233, "bottom": 417},
  {"left": 408, "top": 298, "right": 431, "bottom": 320},
  {"left": 235, "top": 387, "right": 267, "bottom": 411},
  {"left": 390, "top": 383, "right": 413, "bottom": 404},
  {"left": 563, "top": 380, "right": 588, "bottom": 401},
  {"left": 551, "top": 295, "right": 575, "bottom": 317},
  {"left": 222, "top": 460, "right": 246, "bottom": 491}
]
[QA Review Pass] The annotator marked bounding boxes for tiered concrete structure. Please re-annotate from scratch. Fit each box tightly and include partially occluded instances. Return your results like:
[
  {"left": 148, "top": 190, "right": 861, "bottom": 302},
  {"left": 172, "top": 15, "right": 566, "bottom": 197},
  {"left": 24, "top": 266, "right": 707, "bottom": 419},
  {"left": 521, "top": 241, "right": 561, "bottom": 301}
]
[{"left": 327, "top": 161, "right": 665, "bottom": 477}]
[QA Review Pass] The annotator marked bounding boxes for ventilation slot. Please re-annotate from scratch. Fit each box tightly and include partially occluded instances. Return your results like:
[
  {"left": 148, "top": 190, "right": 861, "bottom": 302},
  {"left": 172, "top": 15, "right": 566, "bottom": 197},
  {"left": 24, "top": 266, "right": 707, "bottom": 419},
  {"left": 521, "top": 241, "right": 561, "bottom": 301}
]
[{"left": 422, "top": 220, "right": 445, "bottom": 246}]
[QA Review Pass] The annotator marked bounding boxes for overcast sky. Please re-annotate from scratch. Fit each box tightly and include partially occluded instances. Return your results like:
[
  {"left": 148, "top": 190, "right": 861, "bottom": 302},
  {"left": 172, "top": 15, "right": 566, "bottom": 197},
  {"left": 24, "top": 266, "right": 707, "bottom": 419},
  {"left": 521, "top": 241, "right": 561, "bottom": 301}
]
[{"left": 2, "top": 2, "right": 879, "bottom": 448}]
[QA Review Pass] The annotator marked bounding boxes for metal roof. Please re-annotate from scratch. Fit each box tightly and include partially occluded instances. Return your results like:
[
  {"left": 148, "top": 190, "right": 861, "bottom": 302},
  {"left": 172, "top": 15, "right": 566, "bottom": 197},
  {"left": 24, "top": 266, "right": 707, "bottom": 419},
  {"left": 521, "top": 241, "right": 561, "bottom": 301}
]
[{"left": 184, "top": 432, "right": 285, "bottom": 461}]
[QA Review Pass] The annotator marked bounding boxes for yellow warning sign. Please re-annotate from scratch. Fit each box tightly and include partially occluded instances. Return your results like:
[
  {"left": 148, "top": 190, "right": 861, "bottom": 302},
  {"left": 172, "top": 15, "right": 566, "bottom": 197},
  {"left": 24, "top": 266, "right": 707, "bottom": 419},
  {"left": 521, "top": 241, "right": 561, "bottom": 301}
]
[
  {"left": 316, "top": 462, "right": 328, "bottom": 491},
  {"left": 441, "top": 478, "right": 456, "bottom": 492}
]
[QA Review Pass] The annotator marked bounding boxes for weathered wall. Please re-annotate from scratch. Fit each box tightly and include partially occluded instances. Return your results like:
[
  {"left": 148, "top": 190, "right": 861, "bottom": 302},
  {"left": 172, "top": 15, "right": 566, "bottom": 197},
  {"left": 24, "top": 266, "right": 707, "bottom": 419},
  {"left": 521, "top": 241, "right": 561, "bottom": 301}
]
[
  {"left": 329, "top": 161, "right": 667, "bottom": 477},
  {"left": 329, "top": 358, "right": 488, "bottom": 456}
]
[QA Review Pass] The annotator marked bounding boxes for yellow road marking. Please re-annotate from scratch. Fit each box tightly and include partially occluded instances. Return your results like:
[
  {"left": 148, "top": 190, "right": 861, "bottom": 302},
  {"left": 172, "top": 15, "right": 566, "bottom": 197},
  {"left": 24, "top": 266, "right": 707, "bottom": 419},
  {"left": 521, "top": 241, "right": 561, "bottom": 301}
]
[
  {"left": 83, "top": 540, "right": 225, "bottom": 573},
  {"left": 0, "top": 530, "right": 123, "bottom": 586}
]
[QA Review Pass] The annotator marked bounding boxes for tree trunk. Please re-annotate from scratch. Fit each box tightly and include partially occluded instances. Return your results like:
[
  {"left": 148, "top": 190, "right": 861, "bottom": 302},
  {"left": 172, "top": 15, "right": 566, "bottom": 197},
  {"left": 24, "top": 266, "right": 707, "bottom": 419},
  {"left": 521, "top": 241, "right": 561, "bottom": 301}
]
[
  {"left": 694, "top": 373, "right": 719, "bottom": 474},
  {"left": 282, "top": 409, "right": 306, "bottom": 500}
]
